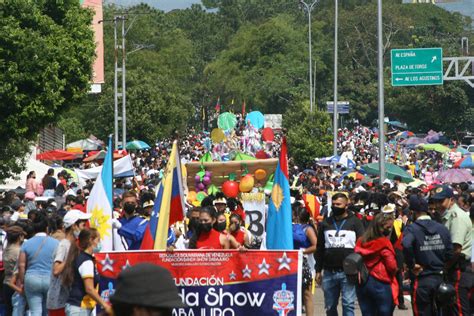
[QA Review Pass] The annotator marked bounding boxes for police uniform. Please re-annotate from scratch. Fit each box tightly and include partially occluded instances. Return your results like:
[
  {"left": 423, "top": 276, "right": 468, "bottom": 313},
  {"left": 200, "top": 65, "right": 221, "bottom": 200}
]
[
  {"left": 402, "top": 195, "right": 454, "bottom": 316},
  {"left": 433, "top": 186, "right": 472, "bottom": 316}
]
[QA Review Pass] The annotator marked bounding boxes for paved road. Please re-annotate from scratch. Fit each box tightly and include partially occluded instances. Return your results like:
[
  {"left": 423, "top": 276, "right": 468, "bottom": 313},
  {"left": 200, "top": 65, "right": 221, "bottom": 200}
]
[{"left": 309, "top": 287, "right": 413, "bottom": 315}]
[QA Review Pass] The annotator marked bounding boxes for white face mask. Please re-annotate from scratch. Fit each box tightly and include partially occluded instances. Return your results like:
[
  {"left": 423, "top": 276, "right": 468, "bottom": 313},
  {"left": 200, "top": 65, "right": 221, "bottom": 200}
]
[{"left": 73, "top": 229, "right": 80, "bottom": 239}]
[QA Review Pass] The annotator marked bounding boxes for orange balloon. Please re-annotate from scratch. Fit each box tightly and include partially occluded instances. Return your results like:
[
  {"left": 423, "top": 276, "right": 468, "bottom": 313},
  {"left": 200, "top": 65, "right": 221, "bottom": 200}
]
[
  {"left": 239, "top": 174, "right": 255, "bottom": 193},
  {"left": 254, "top": 169, "right": 267, "bottom": 181}
]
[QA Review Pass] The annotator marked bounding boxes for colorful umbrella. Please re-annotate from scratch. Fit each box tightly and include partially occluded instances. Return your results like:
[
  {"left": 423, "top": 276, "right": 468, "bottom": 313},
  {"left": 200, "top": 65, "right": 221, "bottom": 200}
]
[
  {"left": 347, "top": 172, "right": 365, "bottom": 181},
  {"left": 453, "top": 147, "right": 469, "bottom": 155},
  {"left": 125, "top": 140, "right": 150, "bottom": 150},
  {"left": 361, "top": 162, "right": 414, "bottom": 183},
  {"left": 37, "top": 150, "right": 82, "bottom": 161},
  {"left": 396, "top": 131, "right": 415, "bottom": 139},
  {"left": 408, "top": 178, "right": 426, "bottom": 188},
  {"left": 454, "top": 154, "right": 474, "bottom": 169},
  {"left": 401, "top": 137, "right": 425, "bottom": 146},
  {"left": 418, "top": 143, "right": 450, "bottom": 153},
  {"left": 217, "top": 112, "right": 237, "bottom": 131},
  {"left": 245, "top": 111, "right": 265, "bottom": 129},
  {"left": 436, "top": 169, "right": 474, "bottom": 183}
]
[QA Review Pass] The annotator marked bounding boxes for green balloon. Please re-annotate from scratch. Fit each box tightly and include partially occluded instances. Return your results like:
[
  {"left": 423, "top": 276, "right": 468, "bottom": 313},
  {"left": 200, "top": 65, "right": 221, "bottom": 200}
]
[{"left": 196, "top": 192, "right": 207, "bottom": 202}]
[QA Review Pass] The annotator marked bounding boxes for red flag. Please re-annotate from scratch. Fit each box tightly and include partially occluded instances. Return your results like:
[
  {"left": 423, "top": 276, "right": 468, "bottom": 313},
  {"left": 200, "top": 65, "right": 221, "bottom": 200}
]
[
  {"left": 215, "top": 97, "right": 221, "bottom": 112},
  {"left": 242, "top": 100, "right": 246, "bottom": 116},
  {"left": 303, "top": 194, "right": 321, "bottom": 219},
  {"left": 280, "top": 137, "right": 288, "bottom": 179}
]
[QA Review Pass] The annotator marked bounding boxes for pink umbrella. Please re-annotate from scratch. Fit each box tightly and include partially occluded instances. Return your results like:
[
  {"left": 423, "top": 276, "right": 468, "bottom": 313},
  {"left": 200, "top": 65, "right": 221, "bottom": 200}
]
[{"left": 436, "top": 169, "right": 474, "bottom": 184}]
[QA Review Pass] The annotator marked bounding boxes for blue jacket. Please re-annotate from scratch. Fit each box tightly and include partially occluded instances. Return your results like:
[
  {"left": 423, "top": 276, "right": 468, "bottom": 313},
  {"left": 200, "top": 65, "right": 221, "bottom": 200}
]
[
  {"left": 118, "top": 216, "right": 148, "bottom": 250},
  {"left": 402, "top": 216, "right": 453, "bottom": 275}
]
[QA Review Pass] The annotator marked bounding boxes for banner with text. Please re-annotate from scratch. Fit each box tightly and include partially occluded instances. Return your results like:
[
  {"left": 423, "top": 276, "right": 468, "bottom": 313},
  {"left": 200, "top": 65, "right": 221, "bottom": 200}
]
[{"left": 96, "top": 250, "right": 302, "bottom": 316}]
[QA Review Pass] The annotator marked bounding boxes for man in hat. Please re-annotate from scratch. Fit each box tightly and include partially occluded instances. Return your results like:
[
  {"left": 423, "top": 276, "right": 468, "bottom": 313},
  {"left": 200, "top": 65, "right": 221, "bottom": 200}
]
[
  {"left": 402, "top": 195, "right": 453, "bottom": 315},
  {"left": 109, "top": 263, "right": 184, "bottom": 316},
  {"left": 430, "top": 185, "right": 472, "bottom": 316},
  {"left": 141, "top": 200, "right": 154, "bottom": 220}
]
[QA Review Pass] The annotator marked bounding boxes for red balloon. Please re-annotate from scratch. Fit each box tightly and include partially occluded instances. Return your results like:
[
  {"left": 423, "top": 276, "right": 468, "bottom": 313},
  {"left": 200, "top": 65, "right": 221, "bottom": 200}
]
[
  {"left": 222, "top": 180, "right": 239, "bottom": 198},
  {"left": 262, "top": 128, "right": 275, "bottom": 142}
]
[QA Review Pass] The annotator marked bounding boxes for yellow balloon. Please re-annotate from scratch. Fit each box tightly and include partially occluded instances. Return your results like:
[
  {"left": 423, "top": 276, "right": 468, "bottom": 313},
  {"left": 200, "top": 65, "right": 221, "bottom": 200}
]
[
  {"left": 187, "top": 191, "right": 197, "bottom": 203},
  {"left": 211, "top": 128, "right": 225, "bottom": 143}
]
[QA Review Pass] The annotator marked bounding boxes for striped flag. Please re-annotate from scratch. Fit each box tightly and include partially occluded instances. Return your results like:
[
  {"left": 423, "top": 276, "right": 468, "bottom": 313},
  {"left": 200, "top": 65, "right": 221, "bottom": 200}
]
[
  {"left": 215, "top": 97, "right": 221, "bottom": 112},
  {"left": 141, "top": 141, "right": 185, "bottom": 250},
  {"left": 303, "top": 194, "right": 321, "bottom": 219},
  {"left": 88, "top": 137, "right": 115, "bottom": 250}
]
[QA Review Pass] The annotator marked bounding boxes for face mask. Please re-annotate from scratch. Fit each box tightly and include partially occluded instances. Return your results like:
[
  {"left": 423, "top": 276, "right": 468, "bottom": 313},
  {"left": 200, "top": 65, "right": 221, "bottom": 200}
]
[
  {"left": 123, "top": 202, "right": 136, "bottom": 214},
  {"left": 73, "top": 230, "right": 80, "bottom": 239},
  {"left": 332, "top": 206, "right": 346, "bottom": 217},
  {"left": 93, "top": 243, "right": 102, "bottom": 253},
  {"left": 188, "top": 218, "right": 199, "bottom": 230},
  {"left": 215, "top": 222, "right": 227, "bottom": 232},
  {"left": 199, "top": 223, "right": 212, "bottom": 233},
  {"left": 230, "top": 223, "right": 240, "bottom": 232}
]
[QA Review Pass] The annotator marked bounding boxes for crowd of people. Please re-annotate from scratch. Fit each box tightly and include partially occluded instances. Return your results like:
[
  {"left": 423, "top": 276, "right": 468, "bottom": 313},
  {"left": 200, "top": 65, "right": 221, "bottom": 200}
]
[{"left": 0, "top": 123, "right": 472, "bottom": 316}]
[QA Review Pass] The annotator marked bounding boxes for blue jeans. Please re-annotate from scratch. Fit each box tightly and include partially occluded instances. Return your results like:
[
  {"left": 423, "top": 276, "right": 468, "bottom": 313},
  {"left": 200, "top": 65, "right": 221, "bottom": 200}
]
[
  {"left": 322, "top": 270, "right": 356, "bottom": 316},
  {"left": 357, "top": 275, "right": 394, "bottom": 316},
  {"left": 12, "top": 292, "right": 27, "bottom": 316},
  {"left": 24, "top": 274, "right": 50, "bottom": 316},
  {"left": 65, "top": 304, "right": 92, "bottom": 316}
]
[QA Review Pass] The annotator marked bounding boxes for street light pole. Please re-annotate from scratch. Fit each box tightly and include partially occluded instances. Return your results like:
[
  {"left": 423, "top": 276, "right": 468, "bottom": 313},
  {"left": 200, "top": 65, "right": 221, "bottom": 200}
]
[
  {"left": 377, "top": 0, "right": 386, "bottom": 182},
  {"left": 300, "top": 0, "right": 318, "bottom": 113},
  {"left": 333, "top": 0, "right": 338, "bottom": 157},
  {"left": 113, "top": 18, "right": 119, "bottom": 150}
]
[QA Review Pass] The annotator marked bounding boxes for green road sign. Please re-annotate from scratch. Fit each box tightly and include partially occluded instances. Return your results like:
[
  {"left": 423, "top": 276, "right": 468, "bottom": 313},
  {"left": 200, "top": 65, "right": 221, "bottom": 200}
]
[{"left": 391, "top": 48, "right": 443, "bottom": 86}]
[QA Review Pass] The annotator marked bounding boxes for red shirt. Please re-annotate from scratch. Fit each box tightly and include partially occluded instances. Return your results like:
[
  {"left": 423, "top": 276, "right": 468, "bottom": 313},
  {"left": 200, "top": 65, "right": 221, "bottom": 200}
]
[
  {"left": 355, "top": 237, "right": 399, "bottom": 305},
  {"left": 196, "top": 229, "right": 223, "bottom": 249},
  {"left": 231, "top": 228, "right": 245, "bottom": 245}
]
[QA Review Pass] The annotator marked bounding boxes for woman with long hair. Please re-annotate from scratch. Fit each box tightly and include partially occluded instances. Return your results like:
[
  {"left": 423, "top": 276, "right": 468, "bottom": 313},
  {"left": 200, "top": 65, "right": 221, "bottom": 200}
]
[
  {"left": 292, "top": 206, "right": 317, "bottom": 316},
  {"left": 18, "top": 211, "right": 59, "bottom": 316},
  {"left": 61, "top": 228, "right": 111, "bottom": 316},
  {"left": 26, "top": 171, "right": 39, "bottom": 195},
  {"left": 354, "top": 212, "right": 399, "bottom": 315},
  {"left": 3, "top": 226, "right": 26, "bottom": 316},
  {"left": 189, "top": 207, "right": 230, "bottom": 249}
]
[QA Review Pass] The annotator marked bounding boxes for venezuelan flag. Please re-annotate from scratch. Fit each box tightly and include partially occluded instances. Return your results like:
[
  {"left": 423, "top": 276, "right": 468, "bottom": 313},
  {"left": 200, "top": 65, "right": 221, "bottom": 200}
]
[
  {"left": 266, "top": 137, "right": 293, "bottom": 250},
  {"left": 141, "top": 141, "right": 185, "bottom": 250}
]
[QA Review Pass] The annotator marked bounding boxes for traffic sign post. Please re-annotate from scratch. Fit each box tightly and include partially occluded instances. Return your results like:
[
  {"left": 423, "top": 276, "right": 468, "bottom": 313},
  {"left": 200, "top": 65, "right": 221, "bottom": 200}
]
[{"left": 391, "top": 48, "right": 443, "bottom": 86}]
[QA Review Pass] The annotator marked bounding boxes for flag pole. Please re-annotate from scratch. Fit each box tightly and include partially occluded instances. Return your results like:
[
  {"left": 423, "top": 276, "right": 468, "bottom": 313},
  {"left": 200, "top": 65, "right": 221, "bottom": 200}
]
[{"left": 108, "top": 134, "right": 116, "bottom": 251}]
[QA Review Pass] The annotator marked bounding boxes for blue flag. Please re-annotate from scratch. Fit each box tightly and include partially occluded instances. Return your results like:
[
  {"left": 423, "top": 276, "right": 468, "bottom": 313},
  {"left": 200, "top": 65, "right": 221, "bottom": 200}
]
[{"left": 266, "top": 138, "right": 293, "bottom": 250}]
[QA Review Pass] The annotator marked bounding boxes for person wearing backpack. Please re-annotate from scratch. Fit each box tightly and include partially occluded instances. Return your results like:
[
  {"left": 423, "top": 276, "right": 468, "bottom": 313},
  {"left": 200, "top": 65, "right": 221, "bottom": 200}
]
[
  {"left": 292, "top": 206, "right": 317, "bottom": 316},
  {"left": 354, "top": 211, "right": 399, "bottom": 315},
  {"left": 315, "top": 192, "right": 365, "bottom": 316},
  {"left": 402, "top": 194, "right": 454, "bottom": 316}
]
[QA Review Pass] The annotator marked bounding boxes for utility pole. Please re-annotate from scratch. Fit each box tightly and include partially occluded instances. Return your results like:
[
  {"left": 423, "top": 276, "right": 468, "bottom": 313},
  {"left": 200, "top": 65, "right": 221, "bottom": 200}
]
[
  {"left": 300, "top": 0, "right": 318, "bottom": 113},
  {"left": 113, "top": 18, "right": 119, "bottom": 149},
  {"left": 112, "top": 15, "right": 127, "bottom": 150},
  {"left": 121, "top": 18, "right": 127, "bottom": 149},
  {"left": 333, "top": 0, "right": 339, "bottom": 157},
  {"left": 377, "top": 0, "right": 386, "bottom": 182}
]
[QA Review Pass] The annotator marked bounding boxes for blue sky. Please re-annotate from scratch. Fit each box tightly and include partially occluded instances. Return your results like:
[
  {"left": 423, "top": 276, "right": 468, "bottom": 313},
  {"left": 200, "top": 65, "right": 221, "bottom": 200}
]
[{"left": 110, "top": 0, "right": 202, "bottom": 11}]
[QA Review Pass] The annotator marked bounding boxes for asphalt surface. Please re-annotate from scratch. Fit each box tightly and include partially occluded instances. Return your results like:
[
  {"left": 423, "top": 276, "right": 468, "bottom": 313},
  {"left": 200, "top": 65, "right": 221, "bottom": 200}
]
[{"left": 310, "top": 286, "right": 413, "bottom": 315}]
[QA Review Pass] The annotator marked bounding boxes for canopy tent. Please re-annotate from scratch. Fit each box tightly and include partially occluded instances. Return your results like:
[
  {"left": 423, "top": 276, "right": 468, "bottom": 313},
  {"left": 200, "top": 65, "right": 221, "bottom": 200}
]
[
  {"left": 361, "top": 162, "right": 414, "bottom": 183},
  {"left": 185, "top": 159, "right": 278, "bottom": 190},
  {"left": 83, "top": 150, "right": 128, "bottom": 162},
  {"left": 125, "top": 140, "right": 150, "bottom": 150},
  {"left": 37, "top": 150, "right": 82, "bottom": 161},
  {"left": 75, "top": 155, "right": 135, "bottom": 186},
  {"left": 66, "top": 138, "right": 102, "bottom": 151}
]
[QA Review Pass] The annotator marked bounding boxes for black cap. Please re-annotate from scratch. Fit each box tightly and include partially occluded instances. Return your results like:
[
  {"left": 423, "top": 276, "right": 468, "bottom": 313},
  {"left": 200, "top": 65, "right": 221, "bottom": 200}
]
[
  {"left": 110, "top": 263, "right": 184, "bottom": 308},
  {"left": 409, "top": 195, "right": 428, "bottom": 213}
]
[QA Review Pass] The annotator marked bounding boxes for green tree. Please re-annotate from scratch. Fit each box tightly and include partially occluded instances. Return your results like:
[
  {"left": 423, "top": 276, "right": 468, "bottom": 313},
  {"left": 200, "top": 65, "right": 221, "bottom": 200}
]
[
  {"left": 283, "top": 101, "right": 332, "bottom": 167},
  {"left": 0, "top": 0, "right": 95, "bottom": 179}
]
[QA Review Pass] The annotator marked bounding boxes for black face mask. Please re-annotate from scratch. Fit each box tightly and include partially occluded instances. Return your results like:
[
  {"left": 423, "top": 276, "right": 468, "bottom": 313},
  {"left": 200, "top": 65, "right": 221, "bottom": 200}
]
[
  {"left": 199, "top": 223, "right": 213, "bottom": 233},
  {"left": 123, "top": 202, "right": 136, "bottom": 214},
  {"left": 230, "top": 223, "right": 240, "bottom": 232},
  {"left": 332, "top": 206, "right": 346, "bottom": 217},
  {"left": 382, "top": 229, "right": 392, "bottom": 237},
  {"left": 188, "top": 218, "right": 199, "bottom": 230},
  {"left": 215, "top": 222, "right": 227, "bottom": 232}
]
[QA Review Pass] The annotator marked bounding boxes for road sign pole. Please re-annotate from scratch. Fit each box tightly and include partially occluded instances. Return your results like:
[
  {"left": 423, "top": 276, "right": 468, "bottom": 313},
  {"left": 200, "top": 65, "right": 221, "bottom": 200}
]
[
  {"left": 333, "top": 0, "right": 338, "bottom": 157},
  {"left": 377, "top": 0, "right": 385, "bottom": 182}
]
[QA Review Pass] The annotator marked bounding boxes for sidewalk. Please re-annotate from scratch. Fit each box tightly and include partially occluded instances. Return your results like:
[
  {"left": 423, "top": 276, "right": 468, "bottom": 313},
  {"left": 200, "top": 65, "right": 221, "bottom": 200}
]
[{"left": 310, "top": 287, "right": 413, "bottom": 315}]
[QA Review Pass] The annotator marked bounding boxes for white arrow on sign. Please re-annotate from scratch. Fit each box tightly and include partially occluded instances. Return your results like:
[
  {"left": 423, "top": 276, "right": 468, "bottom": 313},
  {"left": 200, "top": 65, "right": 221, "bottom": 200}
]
[
  {"left": 431, "top": 56, "right": 437, "bottom": 63},
  {"left": 395, "top": 78, "right": 403, "bottom": 81}
]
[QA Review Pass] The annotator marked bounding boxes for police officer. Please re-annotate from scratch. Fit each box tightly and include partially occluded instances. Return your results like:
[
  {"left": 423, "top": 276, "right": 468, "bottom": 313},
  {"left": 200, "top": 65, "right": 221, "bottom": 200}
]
[
  {"left": 431, "top": 185, "right": 472, "bottom": 316},
  {"left": 112, "top": 191, "right": 148, "bottom": 250},
  {"left": 402, "top": 195, "right": 453, "bottom": 315}
]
